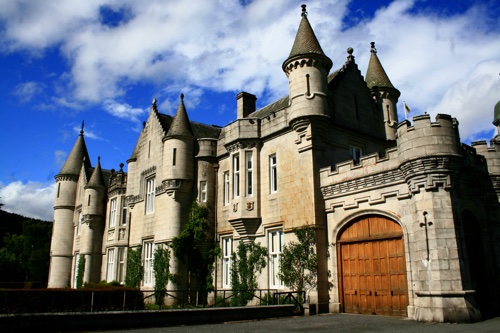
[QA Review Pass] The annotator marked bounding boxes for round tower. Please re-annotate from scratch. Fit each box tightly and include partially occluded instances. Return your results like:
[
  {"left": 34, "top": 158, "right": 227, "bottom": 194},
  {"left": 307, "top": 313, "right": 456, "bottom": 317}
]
[
  {"left": 81, "top": 157, "right": 107, "bottom": 284},
  {"left": 365, "top": 42, "right": 401, "bottom": 140},
  {"left": 282, "top": 5, "right": 332, "bottom": 131},
  {"left": 162, "top": 94, "right": 196, "bottom": 293},
  {"left": 48, "top": 124, "right": 91, "bottom": 288}
]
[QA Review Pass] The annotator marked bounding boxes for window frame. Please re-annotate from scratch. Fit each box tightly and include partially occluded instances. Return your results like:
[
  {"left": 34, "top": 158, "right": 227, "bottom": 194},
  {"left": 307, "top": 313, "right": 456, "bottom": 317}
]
[
  {"left": 223, "top": 171, "right": 230, "bottom": 206},
  {"left": 268, "top": 229, "right": 284, "bottom": 289},
  {"left": 143, "top": 241, "right": 154, "bottom": 286},
  {"left": 233, "top": 154, "right": 240, "bottom": 198},
  {"left": 199, "top": 180, "right": 207, "bottom": 203},
  {"left": 245, "top": 151, "right": 253, "bottom": 197},
  {"left": 222, "top": 237, "right": 233, "bottom": 288},
  {"left": 121, "top": 198, "right": 127, "bottom": 226},
  {"left": 350, "top": 146, "right": 363, "bottom": 164},
  {"left": 106, "top": 248, "right": 115, "bottom": 282},
  {"left": 270, "top": 154, "right": 277, "bottom": 194},
  {"left": 145, "top": 177, "right": 156, "bottom": 214},
  {"left": 76, "top": 211, "right": 83, "bottom": 236},
  {"left": 109, "top": 198, "right": 117, "bottom": 228}
]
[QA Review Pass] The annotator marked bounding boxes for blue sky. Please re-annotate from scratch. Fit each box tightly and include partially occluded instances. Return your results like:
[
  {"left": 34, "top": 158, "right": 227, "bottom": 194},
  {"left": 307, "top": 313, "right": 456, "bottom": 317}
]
[{"left": 0, "top": 0, "right": 499, "bottom": 221}]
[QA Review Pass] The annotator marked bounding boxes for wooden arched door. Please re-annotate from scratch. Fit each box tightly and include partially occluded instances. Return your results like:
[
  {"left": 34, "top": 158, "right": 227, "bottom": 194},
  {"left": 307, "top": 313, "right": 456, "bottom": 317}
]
[{"left": 338, "top": 215, "right": 408, "bottom": 316}]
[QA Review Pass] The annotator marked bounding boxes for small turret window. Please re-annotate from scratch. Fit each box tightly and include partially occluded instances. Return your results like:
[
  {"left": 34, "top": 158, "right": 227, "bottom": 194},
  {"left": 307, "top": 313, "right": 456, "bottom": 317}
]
[
  {"left": 199, "top": 181, "right": 207, "bottom": 203},
  {"left": 173, "top": 148, "right": 177, "bottom": 166},
  {"left": 57, "top": 183, "right": 60, "bottom": 198},
  {"left": 88, "top": 194, "right": 91, "bottom": 206}
]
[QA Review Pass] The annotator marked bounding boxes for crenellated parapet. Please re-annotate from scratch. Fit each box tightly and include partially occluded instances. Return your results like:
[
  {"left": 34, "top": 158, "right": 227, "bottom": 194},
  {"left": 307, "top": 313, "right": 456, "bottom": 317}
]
[{"left": 471, "top": 140, "right": 500, "bottom": 200}]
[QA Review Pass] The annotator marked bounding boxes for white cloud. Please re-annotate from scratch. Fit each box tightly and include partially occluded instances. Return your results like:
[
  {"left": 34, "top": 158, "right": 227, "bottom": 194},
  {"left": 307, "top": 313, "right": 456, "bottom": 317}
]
[
  {"left": 0, "top": 181, "right": 55, "bottom": 221},
  {"left": 103, "top": 99, "right": 147, "bottom": 122},
  {"left": 0, "top": 0, "right": 498, "bottom": 142},
  {"left": 13, "top": 81, "right": 45, "bottom": 103}
]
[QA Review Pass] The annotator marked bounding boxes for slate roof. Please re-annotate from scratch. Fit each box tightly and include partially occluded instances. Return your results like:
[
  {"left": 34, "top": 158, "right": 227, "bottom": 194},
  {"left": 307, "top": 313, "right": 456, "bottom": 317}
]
[
  {"left": 58, "top": 130, "right": 91, "bottom": 176},
  {"left": 158, "top": 113, "right": 221, "bottom": 139},
  {"left": 286, "top": 7, "right": 326, "bottom": 60},
  {"left": 365, "top": 43, "right": 396, "bottom": 90},
  {"left": 86, "top": 157, "right": 106, "bottom": 188}
]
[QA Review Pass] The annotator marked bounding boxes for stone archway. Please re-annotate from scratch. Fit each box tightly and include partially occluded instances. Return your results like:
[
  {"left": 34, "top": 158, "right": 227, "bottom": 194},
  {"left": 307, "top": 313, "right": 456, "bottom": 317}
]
[{"left": 337, "top": 214, "right": 408, "bottom": 316}]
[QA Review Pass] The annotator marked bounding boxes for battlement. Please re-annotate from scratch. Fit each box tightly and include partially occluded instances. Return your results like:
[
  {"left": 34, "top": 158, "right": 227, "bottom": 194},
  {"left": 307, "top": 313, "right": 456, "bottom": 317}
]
[
  {"left": 471, "top": 140, "right": 500, "bottom": 175},
  {"left": 320, "top": 147, "right": 400, "bottom": 184},
  {"left": 397, "top": 114, "right": 462, "bottom": 163}
]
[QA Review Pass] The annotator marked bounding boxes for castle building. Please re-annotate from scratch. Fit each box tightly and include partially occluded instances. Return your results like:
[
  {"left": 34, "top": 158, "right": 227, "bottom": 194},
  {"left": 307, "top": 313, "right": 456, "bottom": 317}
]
[{"left": 48, "top": 5, "right": 500, "bottom": 323}]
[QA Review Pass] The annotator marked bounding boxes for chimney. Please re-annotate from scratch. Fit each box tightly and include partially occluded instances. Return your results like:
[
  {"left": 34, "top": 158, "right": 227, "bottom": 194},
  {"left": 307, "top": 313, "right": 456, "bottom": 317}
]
[{"left": 237, "top": 92, "right": 257, "bottom": 119}]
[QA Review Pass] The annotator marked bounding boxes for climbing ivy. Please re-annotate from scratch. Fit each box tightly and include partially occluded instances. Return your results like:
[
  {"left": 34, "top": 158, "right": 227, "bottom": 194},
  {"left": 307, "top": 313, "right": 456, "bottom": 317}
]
[
  {"left": 153, "top": 244, "right": 171, "bottom": 305},
  {"left": 278, "top": 225, "right": 318, "bottom": 300},
  {"left": 172, "top": 201, "right": 217, "bottom": 293},
  {"left": 230, "top": 241, "right": 268, "bottom": 306},
  {"left": 76, "top": 255, "right": 85, "bottom": 289},
  {"left": 125, "top": 246, "right": 143, "bottom": 288}
]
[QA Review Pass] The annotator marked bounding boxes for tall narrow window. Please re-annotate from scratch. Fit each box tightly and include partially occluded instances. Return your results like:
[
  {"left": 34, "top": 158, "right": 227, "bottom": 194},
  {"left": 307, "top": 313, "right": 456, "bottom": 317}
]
[
  {"left": 73, "top": 253, "right": 80, "bottom": 288},
  {"left": 350, "top": 146, "right": 363, "bottom": 164},
  {"left": 57, "top": 183, "right": 60, "bottom": 198},
  {"left": 199, "top": 181, "right": 207, "bottom": 203},
  {"left": 145, "top": 178, "right": 156, "bottom": 214},
  {"left": 223, "top": 172, "right": 230, "bottom": 205},
  {"left": 269, "top": 230, "right": 284, "bottom": 288},
  {"left": 109, "top": 198, "right": 117, "bottom": 228},
  {"left": 121, "top": 199, "right": 127, "bottom": 226},
  {"left": 245, "top": 151, "right": 253, "bottom": 196},
  {"left": 88, "top": 194, "right": 91, "bottom": 206},
  {"left": 172, "top": 148, "right": 177, "bottom": 166},
  {"left": 233, "top": 154, "right": 240, "bottom": 198},
  {"left": 222, "top": 237, "right": 233, "bottom": 288},
  {"left": 117, "top": 248, "right": 125, "bottom": 284},
  {"left": 76, "top": 211, "right": 82, "bottom": 236},
  {"left": 106, "top": 248, "right": 115, "bottom": 282},
  {"left": 270, "top": 155, "right": 277, "bottom": 193},
  {"left": 143, "top": 241, "right": 154, "bottom": 286}
]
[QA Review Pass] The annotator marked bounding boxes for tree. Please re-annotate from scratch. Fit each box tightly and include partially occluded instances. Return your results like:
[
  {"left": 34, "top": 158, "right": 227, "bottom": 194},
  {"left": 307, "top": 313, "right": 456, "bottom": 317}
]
[
  {"left": 125, "top": 246, "right": 143, "bottom": 288},
  {"left": 230, "top": 241, "right": 268, "bottom": 306},
  {"left": 172, "top": 201, "right": 217, "bottom": 293},
  {"left": 153, "top": 244, "right": 171, "bottom": 305},
  {"left": 278, "top": 225, "right": 318, "bottom": 300}
]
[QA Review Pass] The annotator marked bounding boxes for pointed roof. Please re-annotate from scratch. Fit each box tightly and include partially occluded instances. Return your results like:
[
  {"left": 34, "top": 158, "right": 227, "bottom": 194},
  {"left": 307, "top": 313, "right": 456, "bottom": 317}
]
[
  {"left": 57, "top": 122, "right": 91, "bottom": 176},
  {"left": 287, "top": 5, "right": 326, "bottom": 60},
  {"left": 166, "top": 94, "right": 195, "bottom": 138},
  {"left": 494, "top": 100, "right": 500, "bottom": 125},
  {"left": 365, "top": 42, "right": 396, "bottom": 90},
  {"left": 86, "top": 156, "right": 105, "bottom": 188}
]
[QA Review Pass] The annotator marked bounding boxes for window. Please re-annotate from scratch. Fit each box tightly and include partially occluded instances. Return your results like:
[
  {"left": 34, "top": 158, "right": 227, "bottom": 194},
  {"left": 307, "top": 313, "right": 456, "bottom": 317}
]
[
  {"left": 245, "top": 151, "right": 253, "bottom": 196},
  {"left": 199, "top": 181, "right": 207, "bottom": 203},
  {"left": 121, "top": 199, "right": 127, "bottom": 226},
  {"left": 73, "top": 252, "right": 80, "bottom": 288},
  {"left": 223, "top": 172, "right": 230, "bottom": 205},
  {"left": 107, "top": 248, "right": 115, "bottom": 282},
  {"left": 269, "top": 230, "right": 284, "bottom": 288},
  {"left": 222, "top": 237, "right": 233, "bottom": 288},
  {"left": 76, "top": 211, "right": 82, "bottom": 236},
  {"left": 145, "top": 178, "right": 156, "bottom": 214},
  {"left": 109, "top": 198, "right": 117, "bottom": 228},
  {"left": 233, "top": 154, "right": 240, "bottom": 198},
  {"left": 143, "top": 241, "right": 154, "bottom": 286},
  {"left": 117, "top": 248, "right": 125, "bottom": 284},
  {"left": 172, "top": 148, "right": 177, "bottom": 165},
  {"left": 350, "top": 146, "right": 363, "bottom": 164},
  {"left": 270, "top": 155, "right": 277, "bottom": 193}
]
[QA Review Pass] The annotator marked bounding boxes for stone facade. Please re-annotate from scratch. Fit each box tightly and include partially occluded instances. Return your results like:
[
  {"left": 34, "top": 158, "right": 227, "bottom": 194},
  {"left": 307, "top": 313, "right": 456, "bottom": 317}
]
[{"left": 48, "top": 6, "right": 500, "bottom": 323}]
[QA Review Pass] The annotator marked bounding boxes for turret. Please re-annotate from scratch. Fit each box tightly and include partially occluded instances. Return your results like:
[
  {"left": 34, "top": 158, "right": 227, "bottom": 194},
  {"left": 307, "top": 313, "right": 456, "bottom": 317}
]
[
  {"left": 365, "top": 42, "right": 401, "bottom": 140},
  {"left": 162, "top": 94, "right": 196, "bottom": 294},
  {"left": 493, "top": 100, "right": 500, "bottom": 144},
  {"left": 282, "top": 5, "right": 332, "bottom": 131},
  {"left": 81, "top": 157, "right": 107, "bottom": 284},
  {"left": 48, "top": 123, "right": 91, "bottom": 288}
]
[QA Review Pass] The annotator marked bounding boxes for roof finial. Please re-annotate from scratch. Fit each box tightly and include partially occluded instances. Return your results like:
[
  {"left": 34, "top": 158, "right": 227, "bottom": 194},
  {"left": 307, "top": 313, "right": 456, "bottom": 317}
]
[
  {"left": 180, "top": 93, "right": 184, "bottom": 101},
  {"left": 80, "top": 120, "right": 84, "bottom": 136},
  {"left": 370, "top": 41, "right": 377, "bottom": 54},
  {"left": 98, "top": 156, "right": 101, "bottom": 162},
  {"left": 347, "top": 47, "right": 354, "bottom": 63},
  {"left": 152, "top": 98, "right": 157, "bottom": 111},
  {"left": 301, "top": 4, "right": 307, "bottom": 17}
]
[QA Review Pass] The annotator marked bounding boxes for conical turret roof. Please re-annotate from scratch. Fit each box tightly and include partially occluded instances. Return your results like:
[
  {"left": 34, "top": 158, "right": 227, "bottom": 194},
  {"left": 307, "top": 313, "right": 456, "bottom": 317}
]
[
  {"left": 57, "top": 123, "right": 91, "bottom": 176},
  {"left": 494, "top": 100, "right": 500, "bottom": 125},
  {"left": 166, "top": 94, "right": 195, "bottom": 138},
  {"left": 284, "top": 5, "right": 330, "bottom": 67},
  {"left": 87, "top": 157, "right": 105, "bottom": 188},
  {"left": 365, "top": 42, "right": 396, "bottom": 90}
]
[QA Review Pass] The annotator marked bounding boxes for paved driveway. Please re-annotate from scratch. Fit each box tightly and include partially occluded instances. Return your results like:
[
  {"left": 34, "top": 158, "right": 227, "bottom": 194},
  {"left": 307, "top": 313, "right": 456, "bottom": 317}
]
[{"left": 94, "top": 313, "right": 500, "bottom": 333}]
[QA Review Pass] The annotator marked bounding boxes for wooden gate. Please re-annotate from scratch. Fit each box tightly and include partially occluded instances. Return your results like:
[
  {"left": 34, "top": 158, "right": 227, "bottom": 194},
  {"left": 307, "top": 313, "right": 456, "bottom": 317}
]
[{"left": 338, "top": 215, "right": 408, "bottom": 316}]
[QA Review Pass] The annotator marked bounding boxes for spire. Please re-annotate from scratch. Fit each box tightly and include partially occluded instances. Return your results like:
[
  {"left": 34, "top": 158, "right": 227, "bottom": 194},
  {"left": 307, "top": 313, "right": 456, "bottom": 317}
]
[
  {"left": 86, "top": 156, "right": 105, "bottom": 188},
  {"left": 166, "top": 94, "right": 195, "bottom": 138},
  {"left": 57, "top": 123, "right": 91, "bottom": 176},
  {"left": 365, "top": 42, "right": 396, "bottom": 89},
  {"left": 285, "top": 5, "right": 327, "bottom": 61}
]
